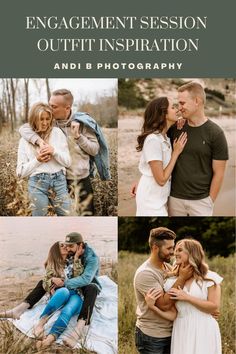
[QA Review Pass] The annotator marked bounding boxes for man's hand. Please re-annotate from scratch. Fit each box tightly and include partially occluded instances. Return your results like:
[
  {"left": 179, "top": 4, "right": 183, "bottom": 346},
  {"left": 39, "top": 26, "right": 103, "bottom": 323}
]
[
  {"left": 145, "top": 288, "right": 163, "bottom": 309},
  {"left": 130, "top": 181, "right": 138, "bottom": 197},
  {"left": 211, "top": 310, "right": 220, "bottom": 321},
  {"left": 74, "top": 243, "right": 84, "bottom": 260},
  {"left": 51, "top": 277, "right": 64, "bottom": 287},
  {"left": 36, "top": 138, "right": 47, "bottom": 149},
  {"left": 178, "top": 264, "right": 193, "bottom": 282},
  {"left": 71, "top": 121, "right": 81, "bottom": 139},
  {"left": 168, "top": 286, "right": 189, "bottom": 301}
]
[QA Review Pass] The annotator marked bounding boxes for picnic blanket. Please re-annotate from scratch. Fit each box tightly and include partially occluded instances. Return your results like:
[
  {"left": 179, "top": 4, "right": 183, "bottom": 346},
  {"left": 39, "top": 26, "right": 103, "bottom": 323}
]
[{"left": 9, "top": 275, "right": 117, "bottom": 354}]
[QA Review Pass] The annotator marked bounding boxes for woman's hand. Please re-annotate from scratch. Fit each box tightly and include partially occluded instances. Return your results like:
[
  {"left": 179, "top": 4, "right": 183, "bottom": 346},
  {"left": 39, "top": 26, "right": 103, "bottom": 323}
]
[
  {"left": 176, "top": 117, "right": 186, "bottom": 130},
  {"left": 40, "top": 144, "right": 54, "bottom": 156},
  {"left": 168, "top": 286, "right": 189, "bottom": 301},
  {"left": 51, "top": 277, "right": 64, "bottom": 287},
  {"left": 36, "top": 144, "right": 54, "bottom": 162},
  {"left": 145, "top": 288, "right": 163, "bottom": 309},
  {"left": 173, "top": 132, "right": 187, "bottom": 156},
  {"left": 130, "top": 181, "right": 138, "bottom": 197},
  {"left": 36, "top": 150, "right": 51, "bottom": 163}
]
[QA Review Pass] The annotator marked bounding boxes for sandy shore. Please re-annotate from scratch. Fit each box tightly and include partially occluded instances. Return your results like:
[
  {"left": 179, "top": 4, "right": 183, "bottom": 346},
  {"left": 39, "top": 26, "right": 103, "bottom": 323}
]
[{"left": 118, "top": 116, "right": 236, "bottom": 216}]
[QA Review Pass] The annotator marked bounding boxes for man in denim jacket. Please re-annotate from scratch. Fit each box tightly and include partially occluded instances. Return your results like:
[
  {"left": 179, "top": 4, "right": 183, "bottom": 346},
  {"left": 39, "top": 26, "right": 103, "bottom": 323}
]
[{"left": 19, "top": 89, "right": 110, "bottom": 215}]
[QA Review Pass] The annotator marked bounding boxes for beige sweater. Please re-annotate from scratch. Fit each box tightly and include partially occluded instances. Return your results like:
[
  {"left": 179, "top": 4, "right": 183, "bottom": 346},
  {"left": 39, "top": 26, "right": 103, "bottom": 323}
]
[{"left": 65, "top": 123, "right": 99, "bottom": 181}]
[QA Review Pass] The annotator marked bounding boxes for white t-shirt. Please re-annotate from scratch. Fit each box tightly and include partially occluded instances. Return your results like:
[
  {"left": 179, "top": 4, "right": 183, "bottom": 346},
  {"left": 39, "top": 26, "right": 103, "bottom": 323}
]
[{"left": 139, "top": 133, "right": 172, "bottom": 177}]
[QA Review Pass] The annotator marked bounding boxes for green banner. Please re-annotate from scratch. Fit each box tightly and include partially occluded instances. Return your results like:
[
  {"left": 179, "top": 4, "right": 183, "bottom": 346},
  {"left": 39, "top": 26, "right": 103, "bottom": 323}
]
[{"left": 0, "top": 0, "right": 235, "bottom": 77}]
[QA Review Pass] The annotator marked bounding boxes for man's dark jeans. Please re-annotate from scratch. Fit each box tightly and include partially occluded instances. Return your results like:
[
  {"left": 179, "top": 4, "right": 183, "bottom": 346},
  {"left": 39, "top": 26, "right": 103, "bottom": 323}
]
[
  {"left": 67, "top": 176, "right": 94, "bottom": 216},
  {"left": 135, "top": 327, "right": 171, "bottom": 354}
]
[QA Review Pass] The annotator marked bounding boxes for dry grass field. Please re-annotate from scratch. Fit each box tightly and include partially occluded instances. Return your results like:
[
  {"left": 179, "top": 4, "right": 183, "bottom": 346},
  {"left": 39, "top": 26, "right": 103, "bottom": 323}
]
[
  {"left": 118, "top": 252, "right": 235, "bottom": 354},
  {"left": 0, "top": 128, "right": 117, "bottom": 216}
]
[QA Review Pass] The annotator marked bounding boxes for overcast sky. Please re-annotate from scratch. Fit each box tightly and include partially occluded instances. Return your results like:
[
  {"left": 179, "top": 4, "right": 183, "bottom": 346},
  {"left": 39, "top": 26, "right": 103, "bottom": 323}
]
[{"left": 46, "top": 78, "right": 117, "bottom": 103}]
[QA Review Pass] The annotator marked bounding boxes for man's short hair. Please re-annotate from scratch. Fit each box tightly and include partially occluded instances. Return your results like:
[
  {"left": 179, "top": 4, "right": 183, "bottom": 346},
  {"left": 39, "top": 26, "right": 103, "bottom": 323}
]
[
  {"left": 178, "top": 81, "right": 206, "bottom": 104},
  {"left": 149, "top": 227, "right": 176, "bottom": 248},
  {"left": 51, "top": 88, "right": 74, "bottom": 106}
]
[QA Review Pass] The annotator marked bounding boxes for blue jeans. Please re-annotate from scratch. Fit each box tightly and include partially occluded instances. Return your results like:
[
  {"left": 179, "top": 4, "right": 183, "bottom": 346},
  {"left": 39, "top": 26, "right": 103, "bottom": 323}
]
[
  {"left": 135, "top": 327, "right": 171, "bottom": 354},
  {"left": 40, "top": 287, "right": 83, "bottom": 339},
  {"left": 28, "top": 171, "right": 71, "bottom": 216}
]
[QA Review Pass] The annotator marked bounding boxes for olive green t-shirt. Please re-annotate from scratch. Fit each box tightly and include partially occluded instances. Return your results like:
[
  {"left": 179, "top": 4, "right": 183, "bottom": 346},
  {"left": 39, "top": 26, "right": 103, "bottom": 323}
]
[
  {"left": 168, "top": 120, "right": 229, "bottom": 200},
  {"left": 134, "top": 259, "right": 173, "bottom": 338}
]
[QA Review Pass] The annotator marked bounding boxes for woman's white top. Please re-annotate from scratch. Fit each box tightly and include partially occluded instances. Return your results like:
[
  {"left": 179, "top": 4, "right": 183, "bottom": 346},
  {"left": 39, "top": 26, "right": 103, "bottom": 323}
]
[
  {"left": 138, "top": 133, "right": 172, "bottom": 176},
  {"left": 16, "top": 127, "right": 71, "bottom": 178},
  {"left": 136, "top": 133, "right": 172, "bottom": 215},
  {"left": 164, "top": 270, "right": 223, "bottom": 354}
]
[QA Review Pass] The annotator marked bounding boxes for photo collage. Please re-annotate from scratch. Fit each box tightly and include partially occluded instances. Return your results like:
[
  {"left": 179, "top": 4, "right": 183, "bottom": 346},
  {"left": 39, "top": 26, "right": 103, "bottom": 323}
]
[{"left": 0, "top": 78, "right": 235, "bottom": 354}]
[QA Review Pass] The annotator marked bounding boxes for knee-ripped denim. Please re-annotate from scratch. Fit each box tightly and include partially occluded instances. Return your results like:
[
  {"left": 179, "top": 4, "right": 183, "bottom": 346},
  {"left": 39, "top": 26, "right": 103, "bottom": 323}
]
[{"left": 28, "top": 170, "right": 71, "bottom": 216}]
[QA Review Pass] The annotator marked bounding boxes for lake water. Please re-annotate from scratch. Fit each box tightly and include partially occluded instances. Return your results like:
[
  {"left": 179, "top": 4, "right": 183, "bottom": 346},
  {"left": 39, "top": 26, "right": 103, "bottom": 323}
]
[{"left": 0, "top": 217, "right": 117, "bottom": 276}]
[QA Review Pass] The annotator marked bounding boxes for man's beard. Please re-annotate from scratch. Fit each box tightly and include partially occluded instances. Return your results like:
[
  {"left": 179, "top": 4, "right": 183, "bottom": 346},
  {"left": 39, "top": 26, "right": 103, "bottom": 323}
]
[
  {"left": 158, "top": 250, "right": 171, "bottom": 263},
  {"left": 68, "top": 250, "right": 75, "bottom": 257}
]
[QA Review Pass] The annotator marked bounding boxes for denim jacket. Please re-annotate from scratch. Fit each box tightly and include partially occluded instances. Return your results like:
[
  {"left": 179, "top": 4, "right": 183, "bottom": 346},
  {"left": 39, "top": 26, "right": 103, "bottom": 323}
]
[
  {"left": 64, "top": 243, "right": 102, "bottom": 291},
  {"left": 72, "top": 112, "right": 111, "bottom": 180}
]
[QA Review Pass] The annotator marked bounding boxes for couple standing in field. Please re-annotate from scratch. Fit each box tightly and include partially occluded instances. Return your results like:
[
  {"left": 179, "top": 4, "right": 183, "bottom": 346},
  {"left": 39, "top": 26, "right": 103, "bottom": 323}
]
[
  {"left": 16, "top": 88, "right": 110, "bottom": 216},
  {"left": 133, "top": 82, "right": 229, "bottom": 216},
  {"left": 134, "top": 227, "right": 223, "bottom": 354}
]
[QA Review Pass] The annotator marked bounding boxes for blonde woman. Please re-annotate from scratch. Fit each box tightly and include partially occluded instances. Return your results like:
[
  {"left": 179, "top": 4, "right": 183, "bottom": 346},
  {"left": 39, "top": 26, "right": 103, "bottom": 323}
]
[
  {"left": 146, "top": 239, "right": 222, "bottom": 354},
  {"left": 16, "top": 103, "right": 71, "bottom": 216}
]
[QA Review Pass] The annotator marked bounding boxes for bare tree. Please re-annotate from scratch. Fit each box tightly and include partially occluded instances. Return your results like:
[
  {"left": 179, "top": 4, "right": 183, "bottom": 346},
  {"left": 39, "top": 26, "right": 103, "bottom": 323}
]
[
  {"left": 23, "top": 79, "right": 30, "bottom": 122},
  {"left": 10, "top": 78, "right": 18, "bottom": 128},
  {"left": 4, "top": 79, "right": 14, "bottom": 132},
  {"left": 45, "top": 78, "right": 51, "bottom": 102}
]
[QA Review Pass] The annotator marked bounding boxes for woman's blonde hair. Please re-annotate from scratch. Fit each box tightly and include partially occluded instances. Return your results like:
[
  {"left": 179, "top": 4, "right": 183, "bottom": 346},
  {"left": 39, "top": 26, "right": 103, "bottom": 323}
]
[
  {"left": 44, "top": 241, "right": 65, "bottom": 277},
  {"left": 28, "top": 102, "right": 53, "bottom": 140},
  {"left": 176, "top": 239, "right": 210, "bottom": 285}
]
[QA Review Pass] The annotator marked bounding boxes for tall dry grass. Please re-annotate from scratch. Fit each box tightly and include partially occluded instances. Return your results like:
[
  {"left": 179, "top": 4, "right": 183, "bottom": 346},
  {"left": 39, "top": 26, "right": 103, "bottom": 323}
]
[
  {"left": 0, "top": 128, "right": 117, "bottom": 216},
  {"left": 118, "top": 252, "right": 236, "bottom": 354}
]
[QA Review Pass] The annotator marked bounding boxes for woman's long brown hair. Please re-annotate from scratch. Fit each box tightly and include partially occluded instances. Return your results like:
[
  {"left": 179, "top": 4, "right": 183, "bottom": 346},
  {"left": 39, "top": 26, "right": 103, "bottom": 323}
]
[
  {"left": 44, "top": 242, "right": 65, "bottom": 277},
  {"left": 136, "top": 97, "right": 169, "bottom": 152}
]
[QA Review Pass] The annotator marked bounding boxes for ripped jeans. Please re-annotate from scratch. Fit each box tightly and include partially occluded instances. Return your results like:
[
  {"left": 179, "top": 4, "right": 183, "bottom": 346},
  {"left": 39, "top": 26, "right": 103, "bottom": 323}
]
[{"left": 28, "top": 171, "right": 71, "bottom": 216}]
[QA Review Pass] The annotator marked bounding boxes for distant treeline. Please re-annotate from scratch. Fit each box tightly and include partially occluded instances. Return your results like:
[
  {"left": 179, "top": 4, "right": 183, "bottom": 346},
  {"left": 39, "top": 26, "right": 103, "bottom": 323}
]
[
  {"left": 118, "top": 78, "right": 235, "bottom": 110},
  {"left": 118, "top": 217, "right": 235, "bottom": 257},
  {"left": 0, "top": 79, "right": 117, "bottom": 133},
  {"left": 78, "top": 95, "right": 117, "bottom": 128}
]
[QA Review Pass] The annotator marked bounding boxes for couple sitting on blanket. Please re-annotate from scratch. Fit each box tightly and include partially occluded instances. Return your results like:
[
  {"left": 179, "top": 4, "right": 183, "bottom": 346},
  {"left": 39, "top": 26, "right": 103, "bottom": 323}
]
[{"left": 0, "top": 232, "right": 101, "bottom": 350}]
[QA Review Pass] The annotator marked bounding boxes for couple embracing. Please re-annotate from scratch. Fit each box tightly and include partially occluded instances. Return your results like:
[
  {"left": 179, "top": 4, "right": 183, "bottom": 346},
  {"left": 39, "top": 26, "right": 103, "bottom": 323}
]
[
  {"left": 17, "top": 89, "right": 110, "bottom": 216},
  {"left": 0, "top": 232, "right": 100, "bottom": 350},
  {"left": 134, "top": 227, "right": 222, "bottom": 354},
  {"left": 134, "top": 82, "right": 228, "bottom": 216}
]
